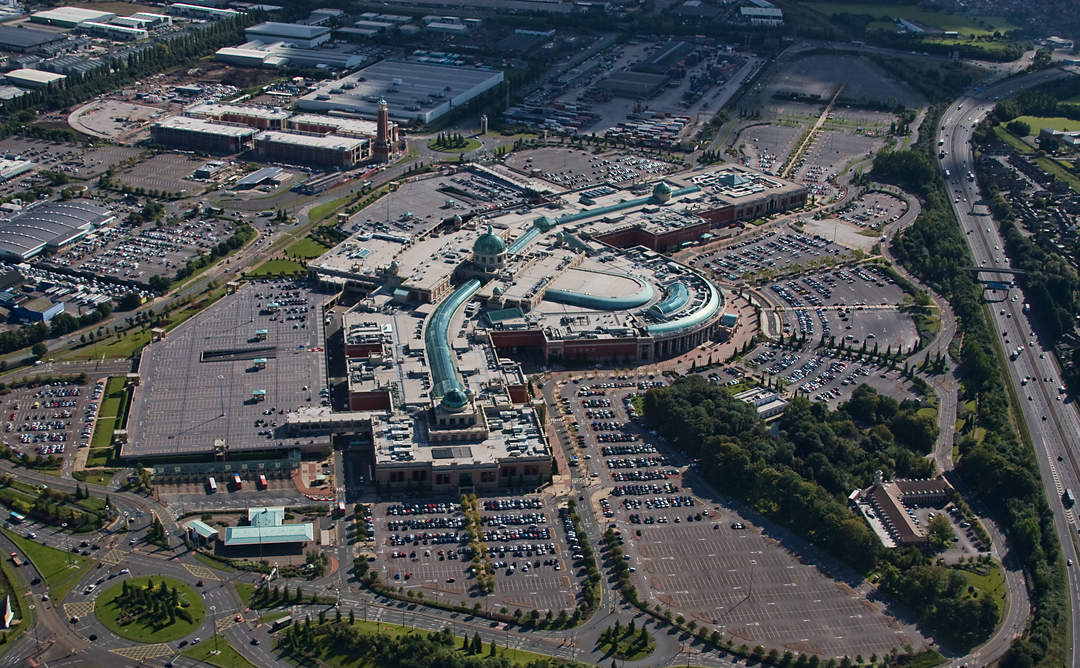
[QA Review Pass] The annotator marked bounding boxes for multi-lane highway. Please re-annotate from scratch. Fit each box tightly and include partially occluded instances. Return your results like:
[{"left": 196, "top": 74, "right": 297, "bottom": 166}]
[{"left": 939, "top": 66, "right": 1078, "bottom": 667}]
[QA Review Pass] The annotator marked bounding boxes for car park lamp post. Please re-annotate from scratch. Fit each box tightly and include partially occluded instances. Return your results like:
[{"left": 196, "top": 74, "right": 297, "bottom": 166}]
[{"left": 210, "top": 605, "right": 217, "bottom": 652}]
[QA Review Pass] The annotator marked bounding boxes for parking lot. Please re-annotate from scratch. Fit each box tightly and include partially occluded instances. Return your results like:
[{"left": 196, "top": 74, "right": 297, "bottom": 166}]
[
  {"left": 555, "top": 375, "right": 922, "bottom": 657},
  {"left": 0, "top": 137, "right": 140, "bottom": 180},
  {"left": 504, "top": 148, "right": 674, "bottom": 190},
  {"left": 739, "top": 123, "right": 804, "bottom": 176},
  {"left": 346, "top": 172, "right": 525, "bottom": 238},
  {"left": 767, "top": 55, "right": 923, "bottom": 109},
  {"left": 50, "top": 217, "right": 235, "bottom": 285},
  {"left": 3, "top": 262, "right": 152, "bottom": 318},
  {"left": 692, "top": 229, "right": 848, "bottom": 283},
  {"left": 112, "top": 153, "right": 210, "bottom": 196},
  {"left": 742, "top": 346, "right": 922, "bottom": 405},
  {"left": 368, "top": 496, "right": 580, "bottom": 614},
  {"left": 790, "top": 129, "right": 885, "bottom": 203},
  {"left": 0, "top": 377, "right": 102, "bottom": 474}
]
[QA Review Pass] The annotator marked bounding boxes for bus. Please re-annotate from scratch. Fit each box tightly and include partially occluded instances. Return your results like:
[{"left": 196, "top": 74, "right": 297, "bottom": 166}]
[
  {"left": 8, "top": 511, "right": 24, "bottom": 523},
  {"left": 207, "top": 477, "right": 217, "bottom": 493},
  {"left": 271, "top": 615, "right": 293, "bottom": 631},
  {"left": 336, "top": 501, "right": 346, "bottom": 516},
  {"left": 258, "top": 474, "right": 267, "bottom": 489},
  {"left": 1064, "top": 489, "right": 1075, "bottom": 508},
  {"left": 232, "top": 473, "right": 242, "bottom": 489}
]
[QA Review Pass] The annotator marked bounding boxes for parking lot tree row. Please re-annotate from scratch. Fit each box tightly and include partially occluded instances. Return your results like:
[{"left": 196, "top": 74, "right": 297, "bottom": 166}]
[
  {"left": 893, "top": 102, "right": 1065, "bottom": 666},
  {"left": 0, "top": 476, "right": 112, "bottom": 533}
]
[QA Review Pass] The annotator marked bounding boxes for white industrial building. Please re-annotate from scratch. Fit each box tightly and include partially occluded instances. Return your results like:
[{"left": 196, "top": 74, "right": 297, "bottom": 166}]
[
  {"left": 167, "top": 3, "right": 240, "bottom": 20},
  {"left": 215, "top": 42, "right": 365, "bottom": 69},
  {"left": 0, "top": 159, "right": 34, "bottom": 182},
  {"left": 245, "top": 21, "right": 330, "bottom": 48},
  {"left": 297, "top": 60, "right": 504, "bottom": 124},
  {"left": 30, "top": 6, "right": 115, "bottom": 28},
  {"left": 5, "top": 68, "right": 66, "bottom": 88},
  {"left": 78, "top": 21, "right": 148, "bottom": 41}
]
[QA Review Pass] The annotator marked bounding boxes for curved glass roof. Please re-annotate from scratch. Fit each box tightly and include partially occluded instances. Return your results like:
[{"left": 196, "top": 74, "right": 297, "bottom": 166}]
[
  {"left": 544, "top": 273, "right": 654, "bottom": 310},
  {"left": 425, "top": 279, "right": 482, "bottom": 408},
  {"left": 648, "top": 281, "right": 689, "bottom": 318},
  {"left": 507, "top": 226, "right": 541, "bottom": 255},
  {"left": 646, "top": 279, "right": 721, "bottom": 336}
]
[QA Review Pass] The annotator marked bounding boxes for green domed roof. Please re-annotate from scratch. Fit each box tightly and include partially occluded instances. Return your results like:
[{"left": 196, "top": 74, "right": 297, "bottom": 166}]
[
  {"left": 653, "top": 181, "right": 672, "bottom": 196},
  {"left": 473, "top": 225, "right": 506, "bottom": 256},
  {"left": 440, "top": 388, "right": 469, "bottom": 411}
]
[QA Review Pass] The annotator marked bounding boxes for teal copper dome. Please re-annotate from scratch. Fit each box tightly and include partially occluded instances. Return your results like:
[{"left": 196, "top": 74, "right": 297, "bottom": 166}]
[{"left": 473, "top": 225, "right": 506, "bottom": 255}]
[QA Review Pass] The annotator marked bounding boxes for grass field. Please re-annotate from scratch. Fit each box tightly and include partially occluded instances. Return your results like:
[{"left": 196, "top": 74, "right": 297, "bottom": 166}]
[
  {"left": 59, "top": 329, "right": 153, "bottom": 361},
  {"left": 90, "top": 377, "right": 128, "bottom": 450},
  {"left": 992, "top": 124, "right": 1035, "bottom": 154},
  {"left": 804, "top": 2, "right": 1017, "bottom": 36},
  {"left": 96, "top": 575, "right": 205, "bottom": 643},
  {"left": 234, "top": 582, "right": 255, "bottom": 607},
  {"left": 246, "top": 259, "right": 306, "bottom": 278},
  {"left": 285, "top": 237, "right": 329, "bottom": 260},
  {"left": 72, "top": 469, "right": 117, "bottom": 486},
  {"left": 69, "top": 1, "right": 158, "bottom": 15},
  {"left": 426, "top": 137, "right": 482, "bottom": 154},
  {"left": 1035, "top": 157, "right": 1080, "bottom": 194},
  {"left": 955, "top": 561, "right": 1006, "bottom": 623},
  {"left": 193, "top": 551, "right": 237, "bottom": 573},
  {"left": 0, "top": 549, "right": 30, "bottom": 646},
  {"left": 183, "top": 637, "right": 257, "bottom": 668},
  {"left": 1, "top": 528, "right": 95, "bottom": 602},
  {"left": 1012, "top": 115, "right": 1080, "bottom": 133},
  {"left": 309, "top": 194, "right": 354, "bottom": 224}
]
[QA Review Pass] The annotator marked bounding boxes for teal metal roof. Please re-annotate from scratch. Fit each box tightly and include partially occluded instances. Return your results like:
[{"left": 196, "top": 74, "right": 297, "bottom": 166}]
[
  {"left": 507, "top": 226, "right": 541, "bottom": 254},
  {"left": 255, "top": 329, "right": 269, "bottom": 335},
  {"left": 486, "top": 307, "right": 524, "bottom": 323},
  {"left": 649, "top": 281, "right": 689, "bottom": 318},
  {"left": 224, "top": 523, "right": 313, "bottom": 546},
  {"left": 248, "top": 506, "right": 284, "bottom": 526},
  {"left": 425, "top": 279, "right": 482, "bottom": 410},
  {"left": 544, "top": 272, "right": 654, "bottom": 310},
  {"left": 646, "top": 280, "right": 722, "bottom": 336},
  {"left": 252, "top": 389, "right": 267, "bottom": 396},
  {"left": 473, "top": 225, "right": 506, "bottom": 255},
  {"left": 721, "top": 312, "right": 738, "bottom": 327},
  {"left": 185, "top": 519, "right": 217, "bottom": 539}
]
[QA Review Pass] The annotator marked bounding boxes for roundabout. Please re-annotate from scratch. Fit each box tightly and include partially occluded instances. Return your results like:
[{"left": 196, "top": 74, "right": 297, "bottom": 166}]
[{"left": 94, "top": 575, "right": 205, "bottom": 644}]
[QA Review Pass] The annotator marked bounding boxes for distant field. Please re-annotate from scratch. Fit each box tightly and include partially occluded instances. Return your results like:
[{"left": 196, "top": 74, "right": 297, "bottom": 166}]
[
  {"left": 1014, "top": 116, "right": 1080, "bottom": 133},
  {"left": 804, "top": 2, "right": 1017, "bottom": 36}
]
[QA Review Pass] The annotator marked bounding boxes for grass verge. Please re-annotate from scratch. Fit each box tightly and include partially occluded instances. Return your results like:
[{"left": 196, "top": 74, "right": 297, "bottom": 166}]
[
  {"left": 72, "top": 469, "right": 118, "bottom": 486},
  {"left": 1, "top": 528, "right": 95, "bottom": 602},
  {"left": 245, "top": 259, "right": 306, "bottom": 278},
  {"left": 183, "top": 636, "right": 257, "bottom": 668}
]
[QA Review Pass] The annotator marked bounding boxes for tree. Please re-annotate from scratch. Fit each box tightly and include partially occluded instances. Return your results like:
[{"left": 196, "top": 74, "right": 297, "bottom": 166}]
[
  {"left": 31, "top": 342, "right": 47, "bottom": 358},
  {"left": 927, "top": 513, "right": 955, "bottom": 551},
  {"left": 1006, "top": 119, "right": 1030, "bottom": 137}
]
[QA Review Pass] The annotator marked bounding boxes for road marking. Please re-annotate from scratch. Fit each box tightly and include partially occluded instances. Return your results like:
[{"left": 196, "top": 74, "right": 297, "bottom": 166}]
[
  {"left": 111, "top": 643, "right": 173, "bottom": 660},
  {"left": 64, "top": 601, "right": 95, "bottom": 619},
  {"left": 99, "top": 549, "right": 125, "bottom": 566},
  {"left": 183, "top": 563, "right": 221, "bottom": 581}
]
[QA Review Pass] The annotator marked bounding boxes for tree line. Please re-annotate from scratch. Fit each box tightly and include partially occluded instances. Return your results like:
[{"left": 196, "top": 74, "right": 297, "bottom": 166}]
[{"left": 883, "top": 102, "right": 1064, "bottom": 667}]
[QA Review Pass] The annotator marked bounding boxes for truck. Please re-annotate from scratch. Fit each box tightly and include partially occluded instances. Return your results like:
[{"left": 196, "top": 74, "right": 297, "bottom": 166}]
[
  {"left": 232, "top": 473, "right": 242, "bottom": 489},
  {"left": 9, "top": 552, "right": 20, "bottom": 567},
  {"left": 1065, "top": 489, "right": 1075, "bottom": 509},
  {"left": 271, "top": 615, "right": 293, "bottom": 631},
  {"left": 207, "top": 477, "right": 217, "bottom": 493},
  {"left": 258, "top": 474, "right": 268, "bottom": 489},
  {"left": 336, "top": 500, "right": 346, "bottom": 516}
]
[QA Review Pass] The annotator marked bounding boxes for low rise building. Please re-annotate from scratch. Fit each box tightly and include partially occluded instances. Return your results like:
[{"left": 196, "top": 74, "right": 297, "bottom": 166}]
[
  {"left": 151, "top": 116, "right": 257, "bottom": 154},
  {"left": 254, "top": 130, "right": 368, "bottom": 167}
]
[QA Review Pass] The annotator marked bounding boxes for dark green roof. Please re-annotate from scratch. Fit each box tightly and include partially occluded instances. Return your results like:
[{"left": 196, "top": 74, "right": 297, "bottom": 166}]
[{"left": 473, "top": 225, "right": 506, "bottom": 255}]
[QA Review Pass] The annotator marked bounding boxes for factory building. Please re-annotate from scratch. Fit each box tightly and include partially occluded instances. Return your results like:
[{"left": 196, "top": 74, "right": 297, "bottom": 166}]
[
  {"left": 30, "top": 6, "right": 116, "bottom": 28},
  {"left": 298, "top": 60, "right": 505, "bottom": 124},
  {"left": 185, "top": 102, "right": 289, "bottom": 130},
  {"left": 78, "top": 22, "right": 148, "bottom": 41},
  {"left": 5, "top": 68, "right": 65, "bottom": 88},
  {"left": 0, "top": 200, "right": 114, "bottom": 261},
  {"left": 255, "top": 131, "right": 367, "bottom": 168},
  {"left": 245, "top": 21, "right": 331, "bottom": 48},
  {"left": 151, "top": 116, "right": 257, "bottom": 155},
  {"left": 0, "top": 25, "right": 67, "bottom": 53},
  {"left": 167, "top": 3, "right": 240, "bottom": 20}
]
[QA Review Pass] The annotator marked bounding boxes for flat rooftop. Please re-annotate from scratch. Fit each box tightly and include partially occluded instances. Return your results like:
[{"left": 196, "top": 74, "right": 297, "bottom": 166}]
[
  {"left": 155, "top": 116, "right": 257, "bottom": 138},
  {"left": 297, "top": 59, "right": 503, "bottom": 122},
  {"left": 187, "top": 102, "right": 291, "bottom": 122},
  {"left": 289, "top": 113, "right": 381, "bottom": 137},
  {"left": 255, "top": 130, "right": 364, "bottom": 151},
  {"left": 124, "top": 282, "right": 329, "bottom": 459}
]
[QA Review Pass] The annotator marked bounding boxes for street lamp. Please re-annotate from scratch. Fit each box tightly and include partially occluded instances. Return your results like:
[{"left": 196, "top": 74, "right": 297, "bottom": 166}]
[{"left": 210, "top": 605, "right": 218, "bottom": 652}]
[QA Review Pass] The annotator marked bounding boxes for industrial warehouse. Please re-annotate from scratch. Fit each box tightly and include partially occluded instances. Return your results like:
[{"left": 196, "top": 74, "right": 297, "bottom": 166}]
[
  {"left": 150, "top": 101, "right": 403, "bottom": 165},
  {"left": 297, "top": 59, "right": 505, "bottom": 124},
  {"left": 0, "top": 200, "right": 116, "bottom": 261}
]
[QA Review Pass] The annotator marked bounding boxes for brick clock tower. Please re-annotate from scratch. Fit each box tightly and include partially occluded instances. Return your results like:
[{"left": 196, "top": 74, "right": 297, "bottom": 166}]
[{"left": 374, "top": 98, "right": 391, "bottom": 162}]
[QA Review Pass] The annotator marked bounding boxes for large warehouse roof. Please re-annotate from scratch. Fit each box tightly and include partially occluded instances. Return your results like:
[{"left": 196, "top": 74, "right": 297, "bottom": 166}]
[
  {"left": 245, "top": 21, "right": 329, "bottom": 40},
  {"left": 0, "top": 200, "right": 113, "bottom": 260},
  {"left": 0, "top": 25, "right": 66, "bottom": 50},
  {"left": 5, "top": 68, "right": 66, "bottom": 87},
  {"left": 31, "top": 6, "right": 116, "bottom": 25},
  {"left": 255, "top": 130, "right": 364, "bottom": 151},
  {"left": 297, "top": 59, "right": 504, "bottom": 123}
]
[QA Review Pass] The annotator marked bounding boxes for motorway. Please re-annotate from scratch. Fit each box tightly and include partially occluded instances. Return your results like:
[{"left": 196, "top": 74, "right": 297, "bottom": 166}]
[{"left": 939, "top": 66, "right": 1079, "bottom": 667}]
